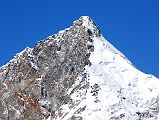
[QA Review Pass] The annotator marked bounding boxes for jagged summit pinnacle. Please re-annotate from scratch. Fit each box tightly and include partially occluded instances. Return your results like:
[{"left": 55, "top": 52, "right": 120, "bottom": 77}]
[
  {"left": 1, "top": 16, "right": 159, "bottom": 120},
  {"left": 53, "top": 16, "right": 101, "bottom": 39},
  {"left": 74, "top": 16, "right": 101, "bottom": 37},
  {"left": 73, "top": 16, "right": 100, "bottom": 34},
  {"left": 74, "top": 16, "right": 96, "bottom": 27}
]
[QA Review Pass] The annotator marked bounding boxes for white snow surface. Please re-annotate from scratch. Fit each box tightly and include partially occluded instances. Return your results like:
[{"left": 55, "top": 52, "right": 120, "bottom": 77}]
[
  {"left": 54, "top": 16, "right": 159, "bottom": 120},
  {"left": 84, "top": 36, "right": 159, "bottom": 119}
]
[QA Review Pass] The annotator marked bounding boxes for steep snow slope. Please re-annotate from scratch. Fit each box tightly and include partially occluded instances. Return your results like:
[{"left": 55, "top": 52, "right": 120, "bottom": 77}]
[
  {"left": 0, "top": 16, "right": 159, "bottom": 120},
  {"left": 54, "top": 16, "right": 159, "bottom": 120}
]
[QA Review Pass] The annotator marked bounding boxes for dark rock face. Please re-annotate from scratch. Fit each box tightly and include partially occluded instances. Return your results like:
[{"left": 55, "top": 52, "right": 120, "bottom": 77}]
[{"left": 0, "top": 16, "right": 100, "bottom": 120}]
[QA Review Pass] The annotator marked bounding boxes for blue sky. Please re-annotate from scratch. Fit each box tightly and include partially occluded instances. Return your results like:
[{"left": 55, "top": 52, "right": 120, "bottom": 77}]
[{"left": 0, "top": 0, "right": 159, "bottom": 77}]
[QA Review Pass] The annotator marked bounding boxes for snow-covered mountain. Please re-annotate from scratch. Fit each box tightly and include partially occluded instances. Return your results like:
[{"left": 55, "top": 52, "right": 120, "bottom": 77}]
[{"left": 0, "top": 16, "right": 159, "bottom": 120}]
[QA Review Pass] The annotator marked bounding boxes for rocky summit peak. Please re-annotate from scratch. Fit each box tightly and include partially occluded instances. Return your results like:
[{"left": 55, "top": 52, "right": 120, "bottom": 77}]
[
  {"left": 1, "top": 16, "right": 159, "bottom": 120},
  {"left": 73, "top": 16, "right": 101, "bottom": 37}
]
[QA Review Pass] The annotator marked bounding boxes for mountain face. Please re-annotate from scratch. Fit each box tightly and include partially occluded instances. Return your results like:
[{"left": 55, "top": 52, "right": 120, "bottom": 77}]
[{"left": 0, "top": 16, "right": 159, "bottom": 120}]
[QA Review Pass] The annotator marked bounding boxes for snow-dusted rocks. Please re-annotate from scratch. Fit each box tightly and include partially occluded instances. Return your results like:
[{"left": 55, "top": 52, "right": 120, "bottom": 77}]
[{"left": 0, "top": 16, "right": 159, "bottom": 120}]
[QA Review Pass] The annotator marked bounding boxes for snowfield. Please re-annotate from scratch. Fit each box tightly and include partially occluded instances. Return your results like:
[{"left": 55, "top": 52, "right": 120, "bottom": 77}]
[{"left": 55, "top": 16, "right": 159, "bottom": 120}]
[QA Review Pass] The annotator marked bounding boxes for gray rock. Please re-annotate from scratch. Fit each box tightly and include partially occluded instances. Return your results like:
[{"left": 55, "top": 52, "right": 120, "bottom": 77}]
[{"left": 0, "top": 16, "right": 99, "bottom": 120}]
